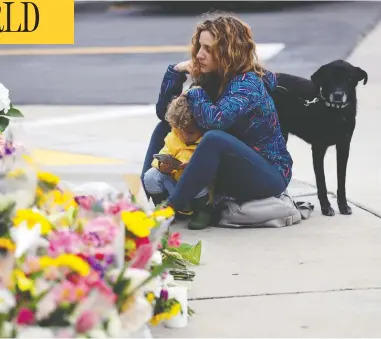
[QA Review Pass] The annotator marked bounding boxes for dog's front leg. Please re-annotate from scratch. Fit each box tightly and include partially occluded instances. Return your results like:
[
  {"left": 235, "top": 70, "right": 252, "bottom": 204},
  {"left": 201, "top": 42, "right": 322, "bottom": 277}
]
[
  {"left": 336, "top": 141, "right": 352, "bottom": 215},
  {"left": 312, "top": 144, "right": 334, "bottom": 216}
]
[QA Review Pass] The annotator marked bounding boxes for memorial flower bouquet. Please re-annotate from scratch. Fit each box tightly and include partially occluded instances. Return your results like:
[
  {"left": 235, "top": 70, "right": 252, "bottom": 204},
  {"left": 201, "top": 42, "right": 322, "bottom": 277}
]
[{"left": 0, "top": 100, "right": 202, "bottom": 335}]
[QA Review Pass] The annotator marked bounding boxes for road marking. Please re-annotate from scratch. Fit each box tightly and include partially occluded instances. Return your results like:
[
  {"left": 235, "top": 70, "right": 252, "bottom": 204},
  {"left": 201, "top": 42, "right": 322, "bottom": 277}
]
[
  {"left": 24, "top": 105, "right": 156, "bottom": 128},
  {"left": 257, "top": 43, "right": 285, "bottom": 61},
  {"left": 0, "top": 45, "right": 190, "bottom": 56},
  {"left": 0, "top": 43, "right": 285, "bottom": 58},
  {"left": 31, "top": 148, "right": 125, "bottom": 166}
]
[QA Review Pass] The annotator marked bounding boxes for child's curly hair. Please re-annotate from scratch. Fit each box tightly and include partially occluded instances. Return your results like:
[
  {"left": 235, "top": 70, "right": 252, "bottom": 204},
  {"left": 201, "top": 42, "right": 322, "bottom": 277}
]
[{"left": 165, "top": 95, "right": 196, "bottom": 130}]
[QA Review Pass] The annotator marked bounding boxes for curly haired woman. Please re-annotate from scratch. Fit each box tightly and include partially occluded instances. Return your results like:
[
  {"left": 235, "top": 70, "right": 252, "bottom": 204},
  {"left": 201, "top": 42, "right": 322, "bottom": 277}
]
[{"left": 141, "top": 14, "right": 293, "bottom": 230}]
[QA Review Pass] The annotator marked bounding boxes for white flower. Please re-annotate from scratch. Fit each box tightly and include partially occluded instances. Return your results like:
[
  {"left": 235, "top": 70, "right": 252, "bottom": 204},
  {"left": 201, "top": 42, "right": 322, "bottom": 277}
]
[
  {"left": 106, "top": 309, "right": 123, "bottom": 338},
  {"left": 150, "top": 250, "right": 162, "bottom": 265},
  {"left": 0, "top": 288, "right": 15, "bottom": 313},
  {"left": 119, "top": 296, "right": 152, "bottom": 336},
  {"left": 9, "top": 222, "right": 49, "bottom": 258},
  {"left": 0, "top": 83, "right": 10, "bottom": 113}
]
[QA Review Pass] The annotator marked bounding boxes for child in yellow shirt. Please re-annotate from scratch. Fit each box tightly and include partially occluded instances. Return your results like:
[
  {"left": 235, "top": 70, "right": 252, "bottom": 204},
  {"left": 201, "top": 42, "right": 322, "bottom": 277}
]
[{"left": 143, "top": 95, "right": 211, "bottom": 229}]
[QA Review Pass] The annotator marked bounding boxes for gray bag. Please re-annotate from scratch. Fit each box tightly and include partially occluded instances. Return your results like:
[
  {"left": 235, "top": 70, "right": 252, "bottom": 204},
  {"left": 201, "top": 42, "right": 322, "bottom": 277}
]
[{"left": 216, "top": 190, "right": 314, "bottom": 228}]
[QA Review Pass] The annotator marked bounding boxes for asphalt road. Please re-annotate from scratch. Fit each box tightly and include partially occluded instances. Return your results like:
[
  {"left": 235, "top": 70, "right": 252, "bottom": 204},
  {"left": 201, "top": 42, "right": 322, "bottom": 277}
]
[{"left": 1, "top": 1, "right": 381, "bottom": 105}]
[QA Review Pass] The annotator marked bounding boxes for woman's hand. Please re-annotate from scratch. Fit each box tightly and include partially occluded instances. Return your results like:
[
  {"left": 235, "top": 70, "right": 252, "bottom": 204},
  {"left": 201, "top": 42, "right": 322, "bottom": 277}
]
[
  {"left": 174, "top": 60, "right": 193, "bottom": 74},
  {"left": 158, "top": 162, "right": 175, "bottom": 174}
]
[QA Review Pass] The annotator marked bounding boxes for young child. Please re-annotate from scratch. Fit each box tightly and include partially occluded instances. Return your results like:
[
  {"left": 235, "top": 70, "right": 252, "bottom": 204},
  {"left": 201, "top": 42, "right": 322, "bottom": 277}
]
[{"left": 143, "top": 94, "right": 211, "bottom": 230}]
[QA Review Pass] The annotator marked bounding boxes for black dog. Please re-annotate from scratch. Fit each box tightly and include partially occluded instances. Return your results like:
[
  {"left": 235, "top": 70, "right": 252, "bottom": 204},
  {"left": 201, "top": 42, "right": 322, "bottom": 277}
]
[{"left": 271, "top": 60, "right": 367, "bottom": 216}]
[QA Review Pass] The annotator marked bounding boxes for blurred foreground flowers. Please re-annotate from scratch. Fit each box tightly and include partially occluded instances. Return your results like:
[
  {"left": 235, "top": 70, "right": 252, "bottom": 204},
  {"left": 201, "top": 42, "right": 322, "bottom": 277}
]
[{"left": 0, "top": 100, "right": 201, "bottom": 338}]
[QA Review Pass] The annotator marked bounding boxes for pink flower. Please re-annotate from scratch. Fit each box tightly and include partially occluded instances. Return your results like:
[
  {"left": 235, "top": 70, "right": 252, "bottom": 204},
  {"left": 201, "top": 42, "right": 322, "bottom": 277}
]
[
  {"left": 55, "top": 280, "right": 89, "bottom": 304},
  {"left": 48, "top": 231, "right": 82, "bottom": 256},
  {"left": 106, "top": 204, "right": 120, "bottom": 215},
  {"left": 168, "top": 232, "right": 181, "bottom": 248},
  {"left": 130, "top": 244, "right": 153, "bottom": 269},
  {"left": 84, "top": 270, "right": 101, "bottom": 286},
  {"left": 16, "top": 307, "right": 35, "bottom": 325},
  {"left": 23, "top": 257, "right": 41, "bottom": 274},
  {"left": 75, "top": 196, "right": 96, "bottom": 210},
  {"left": 75, "top": 310, "right": 99, "bottom": 333},
  {"left": 83, "top": 216, "right": 118, "bottom": 246},
  {"left": 105, "top": 200, "right": 138, "bottom": 215}
]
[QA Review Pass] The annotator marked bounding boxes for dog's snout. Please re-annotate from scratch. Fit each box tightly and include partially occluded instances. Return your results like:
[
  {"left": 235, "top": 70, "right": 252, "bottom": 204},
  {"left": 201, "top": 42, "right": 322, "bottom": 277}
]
[
  {"left": 334, "top": 92, "right": 343, "bottom": 101},
  {"left": 330, "top": 91, "right": 346, "bottom": 103}
]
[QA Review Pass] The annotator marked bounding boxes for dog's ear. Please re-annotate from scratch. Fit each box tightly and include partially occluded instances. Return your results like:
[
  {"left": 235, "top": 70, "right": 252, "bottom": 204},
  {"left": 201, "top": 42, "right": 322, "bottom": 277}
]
[
  {"left": 354, "top": 67, "right": 368, "bottom": 85},
  {"left": 311, "top": 65, "right": 328, "bottom": 87}
]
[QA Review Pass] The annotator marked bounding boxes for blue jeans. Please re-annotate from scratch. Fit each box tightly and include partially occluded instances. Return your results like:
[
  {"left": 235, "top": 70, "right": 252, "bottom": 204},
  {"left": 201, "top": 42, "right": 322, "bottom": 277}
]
[
  {"left": 168, "top": 130, "right": 288, "bottom": 211},
  {"left": 141, "top": 122, "right": 288, "bottom": 210},
  {"left": 141, "top": 121, "right": 171, "bottom": 199},
  {"left": 143, "top": 167, "right": 208, "bottom": 198}
]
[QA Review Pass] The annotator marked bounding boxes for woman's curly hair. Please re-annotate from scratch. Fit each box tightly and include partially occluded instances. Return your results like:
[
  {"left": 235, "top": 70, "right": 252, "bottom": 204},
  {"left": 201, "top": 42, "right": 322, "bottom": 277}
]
[
  {"left": 165, "top": 95, "right": 195, "bottom": 131},
  {"left": 191, "top": 13, "right": 264, "bottom": 98}
]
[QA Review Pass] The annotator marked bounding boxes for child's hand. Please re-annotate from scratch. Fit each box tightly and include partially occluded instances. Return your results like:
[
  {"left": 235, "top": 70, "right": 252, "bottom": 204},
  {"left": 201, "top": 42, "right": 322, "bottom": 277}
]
[
  {"left": 179, "top": 162, "right": 188, "bottom": 169},
  {"left": 158, "top": 162, "right": 174, "bottom": 174}
]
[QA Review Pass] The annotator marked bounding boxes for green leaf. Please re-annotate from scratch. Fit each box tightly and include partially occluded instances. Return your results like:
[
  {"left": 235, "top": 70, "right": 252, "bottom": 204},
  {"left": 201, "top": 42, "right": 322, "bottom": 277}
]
[
  {"left": 171, "top": 241, "right": 202, "bottom": 266},
  {"left": 67, "top": 206, "right": 78, "bottom": 225},
  {"left": 113, "top": 279, "right": 129, "bottom": 296},
  {"left": 0, "top": 116, "right": 9, "bottom": 132},
  {"left": 6, "top": 107, "right": 23, "bottom": 118}
]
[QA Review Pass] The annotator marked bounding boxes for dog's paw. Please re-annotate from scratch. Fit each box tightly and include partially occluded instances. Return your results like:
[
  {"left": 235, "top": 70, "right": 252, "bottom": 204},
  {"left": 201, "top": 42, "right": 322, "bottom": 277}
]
[
  {"left": 339, "top": 204, "right": 352, "bottom": 215},
  {"left": 321, "top": 206, "right": 335, "bottom": 216}
]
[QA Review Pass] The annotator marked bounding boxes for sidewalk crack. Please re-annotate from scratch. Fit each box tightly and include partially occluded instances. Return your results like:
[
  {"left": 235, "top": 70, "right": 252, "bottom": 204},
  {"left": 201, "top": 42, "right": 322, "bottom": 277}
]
[{"left": 189, "top": 286, "right": 381, "bottom": 301}]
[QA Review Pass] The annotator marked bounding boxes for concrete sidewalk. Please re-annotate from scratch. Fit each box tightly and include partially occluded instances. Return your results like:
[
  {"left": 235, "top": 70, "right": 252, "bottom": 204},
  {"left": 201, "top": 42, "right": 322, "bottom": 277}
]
[
  {"left": 153, "top": 194, "right": 381, "bottom": 338},
  {"left": 13, "top": 19, "right": 381, "bottom": 338}
]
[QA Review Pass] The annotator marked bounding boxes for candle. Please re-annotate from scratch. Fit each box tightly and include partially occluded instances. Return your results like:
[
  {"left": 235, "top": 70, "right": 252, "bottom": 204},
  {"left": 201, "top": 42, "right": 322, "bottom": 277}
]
[{"left": 164, "top": 285, "right": 188, "bottom": 328}]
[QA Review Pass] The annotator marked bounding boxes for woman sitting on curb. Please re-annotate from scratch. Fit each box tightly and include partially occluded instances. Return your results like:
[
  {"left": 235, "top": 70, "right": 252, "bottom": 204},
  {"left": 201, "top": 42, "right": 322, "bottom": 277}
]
[{"left": 141, "top": 14, "right": 293, "bottom": 229}]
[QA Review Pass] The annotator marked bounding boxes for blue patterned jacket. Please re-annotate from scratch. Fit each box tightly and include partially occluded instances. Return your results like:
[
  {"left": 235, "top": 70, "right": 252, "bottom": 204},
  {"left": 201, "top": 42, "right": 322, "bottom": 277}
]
[{"left": 156, "top": 64, "right": 293, "bottom": 184}]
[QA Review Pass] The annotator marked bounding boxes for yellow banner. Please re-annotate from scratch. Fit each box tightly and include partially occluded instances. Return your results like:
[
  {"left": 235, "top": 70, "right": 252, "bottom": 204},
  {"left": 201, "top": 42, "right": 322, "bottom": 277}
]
[{"left": 0, "top": 0, "right": 74, "bottom": 44}]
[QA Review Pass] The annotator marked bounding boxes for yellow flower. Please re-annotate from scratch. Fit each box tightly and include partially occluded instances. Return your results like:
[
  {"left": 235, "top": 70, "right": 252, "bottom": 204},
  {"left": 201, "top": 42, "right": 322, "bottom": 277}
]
[
  {"left": 37, "top": 171, "right": 60, "bottom": 187},
  {"left": 149, "top": 313, "right": 166, "bottom": 326},
  {"left": 39, "top": 254, "right": 90, "bottom": 277},
  {"left": 121, "top": 211, "right": 156, "bottom": 238},
  {"left": 13, "top": 209, "right": 52, "bottom": 235},
  {"left": 36, "top": 187, "right": 44, "bottom": 198},
  {"left": 145, "top": 292, "right": 155, "bottom": 304},
  {"left": 0, "top": 238, "right": 15, "bottom": 252},
  {"left": 125, "top": 238, "right": 136, "bottom": 251},
  {"left": 151, "top": 206, "right": 175, "bottom": 219},
  {"left": 12, "top": 269, "right": 35, "bottom": 294},
  {"left": 44, "top": 189, "right": 77, "bottom": 211},
  {"left": 7, "top": 168, "right": 25, "bottom": 178},
  {"left": 168, "top": 303, "right": 181, "bottom": 318}
]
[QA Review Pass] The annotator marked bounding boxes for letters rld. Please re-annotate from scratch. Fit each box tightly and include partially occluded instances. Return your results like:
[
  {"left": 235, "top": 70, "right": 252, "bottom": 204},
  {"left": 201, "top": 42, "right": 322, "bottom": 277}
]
[{"left": 0, "top": 2, "right": 39, "bottom": 32}]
